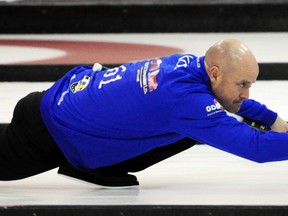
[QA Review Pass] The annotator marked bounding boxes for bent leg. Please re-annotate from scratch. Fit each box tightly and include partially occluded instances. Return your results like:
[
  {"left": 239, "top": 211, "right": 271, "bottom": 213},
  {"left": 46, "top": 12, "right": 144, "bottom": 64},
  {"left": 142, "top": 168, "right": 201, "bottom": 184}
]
[
  {"left": 0, "top": 92, "right": 65, "bottom": 180},
  {"left": 97, "top": 137, "right": 197, "bottom": 173},
  {"left": 58, "top": 138, "right": 196, "bottom": 187}
]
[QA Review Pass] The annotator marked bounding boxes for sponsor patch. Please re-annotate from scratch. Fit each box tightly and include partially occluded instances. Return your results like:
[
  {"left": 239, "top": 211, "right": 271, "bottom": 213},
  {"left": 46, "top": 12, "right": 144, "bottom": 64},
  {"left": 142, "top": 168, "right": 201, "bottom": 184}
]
[
  {"left": 150, "top": 59, "right": 162, "bottom": 71},
  {"left": 148, "top": 70, "right": 160, "bottom": 92},
  {"left": 70, "top": 75, "right": 91, "bottom": 93},
  {"left": 137, "top": 59, "right": 162, "bottom": 94},
  {"left": 206, "top": 99, "right": 224, "bottom": 116},
  {"left": 136, "top": 62, "right": 149, "bottom": 94}
]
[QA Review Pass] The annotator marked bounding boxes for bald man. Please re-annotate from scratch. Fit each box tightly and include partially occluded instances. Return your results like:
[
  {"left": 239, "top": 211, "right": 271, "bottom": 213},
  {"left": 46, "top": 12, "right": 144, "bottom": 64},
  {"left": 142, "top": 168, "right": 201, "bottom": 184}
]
[
  {"left": 1, "top": 39, "right": 288, "bottom": 187},
  {"left": 205, "top": 39, "right": 288, "bottom": 130}
]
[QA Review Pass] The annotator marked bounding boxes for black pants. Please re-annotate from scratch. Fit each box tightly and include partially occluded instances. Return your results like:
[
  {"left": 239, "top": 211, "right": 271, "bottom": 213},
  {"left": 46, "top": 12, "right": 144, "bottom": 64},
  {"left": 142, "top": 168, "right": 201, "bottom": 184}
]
[
  {"left": 0, "top": 92, "right": 66, "bottom": 180},
  {"left": 97, "top": 137, "right": 196, "bottom": 174},
  {"left": 0, "top": 92, "right": 196, "bottom": 180}
]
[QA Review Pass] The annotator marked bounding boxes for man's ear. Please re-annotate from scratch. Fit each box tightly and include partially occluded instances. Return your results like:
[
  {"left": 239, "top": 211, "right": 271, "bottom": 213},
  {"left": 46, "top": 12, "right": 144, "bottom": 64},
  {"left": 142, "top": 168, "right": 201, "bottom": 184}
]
[{"left": 208, "top": 66, "right": 220, "bottom": 81}]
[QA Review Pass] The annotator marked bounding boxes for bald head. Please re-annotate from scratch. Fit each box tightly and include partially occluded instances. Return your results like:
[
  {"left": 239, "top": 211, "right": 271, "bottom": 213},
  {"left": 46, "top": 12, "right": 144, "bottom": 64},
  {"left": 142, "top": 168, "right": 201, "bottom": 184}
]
[
  {"left": 204, "top": 39, "right": 258, "bottom": 74},
  {"left": 204, "top": 39, "right": 259, "bottom": 113}
]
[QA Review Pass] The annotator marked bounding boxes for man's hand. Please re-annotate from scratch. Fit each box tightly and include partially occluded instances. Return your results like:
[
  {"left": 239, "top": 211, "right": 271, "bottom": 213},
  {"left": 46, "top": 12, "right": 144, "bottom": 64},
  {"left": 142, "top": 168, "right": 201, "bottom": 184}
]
[{"left": 271, "top": 115, "right": 288, "bottom": 132}]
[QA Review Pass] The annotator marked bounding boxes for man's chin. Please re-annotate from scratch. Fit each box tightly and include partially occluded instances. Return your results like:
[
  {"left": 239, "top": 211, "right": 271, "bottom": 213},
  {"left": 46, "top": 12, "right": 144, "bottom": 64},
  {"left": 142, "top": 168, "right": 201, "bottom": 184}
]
[{"left": 225, "top": 104, "right": 241, "bottom": 113}]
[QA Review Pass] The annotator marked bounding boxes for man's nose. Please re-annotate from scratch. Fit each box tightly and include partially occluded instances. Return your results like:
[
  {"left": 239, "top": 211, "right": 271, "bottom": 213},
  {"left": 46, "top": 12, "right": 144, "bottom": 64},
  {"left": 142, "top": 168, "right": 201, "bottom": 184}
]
[{"left": 240, "top": 88, "right": 249, "bottom": 100}]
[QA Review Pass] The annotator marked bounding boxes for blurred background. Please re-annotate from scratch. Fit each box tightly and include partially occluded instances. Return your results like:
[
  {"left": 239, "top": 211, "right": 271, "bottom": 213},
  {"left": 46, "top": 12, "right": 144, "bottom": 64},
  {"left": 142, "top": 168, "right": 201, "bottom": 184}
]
[{"left": 0, "top": 1, "right": 288, "bottom": 215}]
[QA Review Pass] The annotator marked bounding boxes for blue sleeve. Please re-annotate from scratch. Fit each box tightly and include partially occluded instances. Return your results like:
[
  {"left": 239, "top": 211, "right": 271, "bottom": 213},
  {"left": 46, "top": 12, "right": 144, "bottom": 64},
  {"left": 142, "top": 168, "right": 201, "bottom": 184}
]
[
  {"left": 237, "top": 99, "right": 277, "bottom": 126},
  {"left": 170, "top": 94, "right": 288, "bottom": 163}
]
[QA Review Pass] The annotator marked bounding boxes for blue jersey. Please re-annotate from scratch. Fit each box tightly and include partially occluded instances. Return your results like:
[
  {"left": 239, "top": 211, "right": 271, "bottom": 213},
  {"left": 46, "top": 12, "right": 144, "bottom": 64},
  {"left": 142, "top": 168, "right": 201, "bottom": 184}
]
[{"left": 40, "top": 54, "right": 288, "bottom": 169}]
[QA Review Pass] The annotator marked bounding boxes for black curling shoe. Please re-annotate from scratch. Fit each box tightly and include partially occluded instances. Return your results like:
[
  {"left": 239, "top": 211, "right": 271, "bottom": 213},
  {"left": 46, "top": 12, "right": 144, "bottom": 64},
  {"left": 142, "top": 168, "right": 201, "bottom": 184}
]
[{"left": 58, "top": 164, "right": 139, "bottom": 188}]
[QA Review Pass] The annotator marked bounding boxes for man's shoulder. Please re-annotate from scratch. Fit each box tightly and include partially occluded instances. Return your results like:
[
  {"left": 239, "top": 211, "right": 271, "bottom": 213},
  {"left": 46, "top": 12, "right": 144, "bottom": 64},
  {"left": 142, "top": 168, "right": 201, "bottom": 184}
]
[{"left": 171, "top": 92, "right": 226, "bottom": 120}]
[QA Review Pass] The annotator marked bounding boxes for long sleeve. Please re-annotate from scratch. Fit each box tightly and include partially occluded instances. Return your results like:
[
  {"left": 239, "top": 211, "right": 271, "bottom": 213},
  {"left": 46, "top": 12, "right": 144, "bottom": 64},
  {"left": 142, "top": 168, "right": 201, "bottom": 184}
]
[
  {"left": 237, "top": 99, "right": 277, "bottom": 126},
  {"left": 170, "top": 93, "right": 288, "bottom": 163}
]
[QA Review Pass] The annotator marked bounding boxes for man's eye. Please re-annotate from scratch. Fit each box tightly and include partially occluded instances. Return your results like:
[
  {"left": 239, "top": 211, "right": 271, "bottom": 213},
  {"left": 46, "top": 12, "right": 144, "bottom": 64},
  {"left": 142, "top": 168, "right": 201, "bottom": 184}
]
[
  {"left": 238, "top": 82, "right": 252, "bottom": 88},
  {"left": 239, "top": 83, "right": 245, "bottom": 88}
]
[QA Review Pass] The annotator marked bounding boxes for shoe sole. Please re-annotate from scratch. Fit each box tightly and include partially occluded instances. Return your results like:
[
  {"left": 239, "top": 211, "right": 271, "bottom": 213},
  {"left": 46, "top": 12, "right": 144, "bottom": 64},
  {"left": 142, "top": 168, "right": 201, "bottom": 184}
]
[{"left": 58, "top": 166, "right": 139, "bottom": 188}]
